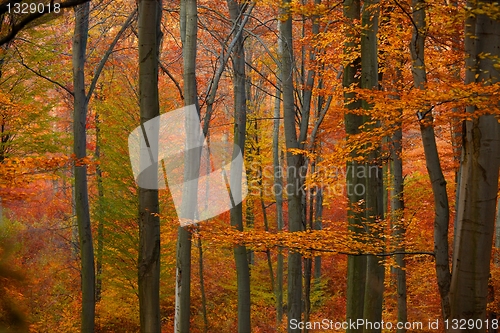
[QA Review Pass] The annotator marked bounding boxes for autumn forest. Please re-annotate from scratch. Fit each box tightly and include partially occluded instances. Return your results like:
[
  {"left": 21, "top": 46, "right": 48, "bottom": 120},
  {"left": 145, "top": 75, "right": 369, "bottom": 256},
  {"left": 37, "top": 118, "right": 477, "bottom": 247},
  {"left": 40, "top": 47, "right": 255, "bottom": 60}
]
[{"left": 0, "top": 0, "right": 499, "bottom": 332}]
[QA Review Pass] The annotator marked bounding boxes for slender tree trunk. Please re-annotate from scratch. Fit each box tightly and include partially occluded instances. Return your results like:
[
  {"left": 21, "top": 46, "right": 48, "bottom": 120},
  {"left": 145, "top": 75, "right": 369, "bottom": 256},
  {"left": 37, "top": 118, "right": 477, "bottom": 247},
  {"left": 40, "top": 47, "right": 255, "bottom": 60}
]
[
  {"left": 273, "top": 53, "right": 285, "bottom": 325},
  {"left": 392, "top": 105, "right": 407, "bottom": 333},
  {"left": 197, "top": 237, "right": 208, "bottom": 333},
  {"left": 313, "top": 76, "right": 325, "bottom": 285},
  {"left": 301, "top": 4, "right": 321, "bottom": 328},
  {"left": 94, "top": 112, "right": 104, "bottom": 304},
  {"left": 227, "top": 1, "right": 251, "bottom": 332},
  {"left": 245, "top": 195, "right": 255, "bottom": 266},
  {"left": 137, "top": 1, "right": 162, "bottom": 332},
  {"left": 72, "top": 3, "right": 95, "bottom": 332},
  {"left": 245, "top": 126, "right": 255, "bottom": 266},
  {"left": 450, "top": 1, "right": 500, "bottom": 327},
  {"left": 390, "top": 63, "right": 407, "bottom": 331},
  {"left": 410, "top": 0, "right": 451, "bottom": 320},
  {"left": 304, "top": 173, "right": 315, "bottom": 332},
  {"left": 259, "top": 190, "right": 275, "bottom": 293},
  {"left": 175, "top": 1, "right": 198, "bottom": 332},
  {"left": 72, "top": 185, "right": 79, "bottom": 258},
  {"left": 496, "top": 200, "right": 500, "bottom": 265},
  {"left": 314, "top": 188, "right": 323, "bottom": 282},
  {"left": 343, "top": 0, "right": 365, "bottom": 330}
]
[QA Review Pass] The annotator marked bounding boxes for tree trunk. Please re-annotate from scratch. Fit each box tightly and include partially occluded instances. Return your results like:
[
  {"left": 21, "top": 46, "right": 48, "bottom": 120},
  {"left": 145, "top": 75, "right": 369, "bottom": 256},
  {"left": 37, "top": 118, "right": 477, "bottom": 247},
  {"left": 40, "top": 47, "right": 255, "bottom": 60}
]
[
  {"left": 343, "top": 0, "right": 366, "bottom": 330},
  {"left": 94, "top": 112, "right": 104, "bottom": 303},
  {"left": 137, "top": 0, "right": 162, "bottom": 332},
  {"left": 409, "top": 0, "right": 452, "bottom": 321},
  {"left": 314, "top": 188, "right": 323, "bottom": 282},
  {"left": 390, "top": 85, "right": 407, "bottom": 332},
  {"left": 273, "top": 45, "right": 285, "bottom": 324},
  {"left": 72, "top": 3, "right": 95, "bottom": 332},
  {"left": 227, "top": 1, "right": 251, "bottom": 332},
  {"left": 197, "top": 237, "right": 208, "bottom": 333},
  {"left": 392, "top": 106, "right": 407, "bottom": 332},
  {"left": 175, "top": 1, "right": 198, "bottom": 332},
  {"left": 496, "top": 200, "right": 500, "bottom": 265},
  {"left": 279, "top": 2, "right": 304, "bottom": 331},
  {"left": 450, "top": 1, "right": 500, "bottom": 327},
  {"left": 359, "top": 0, "right": 384, "bottom": 330}
]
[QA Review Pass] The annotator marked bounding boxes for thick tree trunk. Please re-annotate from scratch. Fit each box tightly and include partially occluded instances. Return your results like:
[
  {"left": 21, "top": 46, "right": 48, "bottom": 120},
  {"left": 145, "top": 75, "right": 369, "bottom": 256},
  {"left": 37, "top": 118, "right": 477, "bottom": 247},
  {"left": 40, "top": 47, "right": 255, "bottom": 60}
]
[
  {"left": 175, "top": 1, "right": 198, "bottom": 332},
  {"left": 343, "top": 0, "right": 366, "bottom": 330},
  {"left": 227, "top": 1, "right": 251, "bottom": 332},
  {"left": 410, "top": 0, "right": 451, "bottom": 320},
  {"left": 137, "top": 1, "right": 162, "bottom": 332},
  {"left": 450, "top": 2, "right": 500, "bottom": 328},
  {"left": 359, "top": 0, "right": 384, "bottom": 330},
  {"left": 280, "top": 2, "right": 304, "bottom": 331},
  {"left": 72, "top": 3, "right": 95, "bottom": 332}
]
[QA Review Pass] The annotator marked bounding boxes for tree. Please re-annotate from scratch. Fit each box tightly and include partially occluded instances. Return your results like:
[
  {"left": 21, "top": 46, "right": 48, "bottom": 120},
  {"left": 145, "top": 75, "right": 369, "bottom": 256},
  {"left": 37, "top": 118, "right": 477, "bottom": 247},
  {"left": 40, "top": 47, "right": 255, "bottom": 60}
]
[
  {"left": 0, "top": 0, "right": 92, "bottom": 45},
  {"left": 390, "top": 70, "right": 407, "bottom": 333},
  {"left": 409, "top": 0, "right": 452, "bottom": 320},
  {"left": 360, "top": 0, "right": 384, "bottom": 328},
  {"left": 72, "top": 3, "right": 95, "bottom": 331},
  {"left": 343, "top": 0, "right": 366, "bottom": 330},
  {"left": 450, "top": 0, "right": 500, "bottom": 326},
  {"left": 175, "top": 0, "right": 198, "bottom": 332},
  {"left": 279, "top": 1, "right": 304, "bottom": 331},
  {"left": 227, "top": 0, "right": 251, "bottom": 331},
  {"left": 137, "top": 0, "right": 162, "bottom": 331},
  {"left": 273, "top": 19, "right": 285, "bottom": 326}
]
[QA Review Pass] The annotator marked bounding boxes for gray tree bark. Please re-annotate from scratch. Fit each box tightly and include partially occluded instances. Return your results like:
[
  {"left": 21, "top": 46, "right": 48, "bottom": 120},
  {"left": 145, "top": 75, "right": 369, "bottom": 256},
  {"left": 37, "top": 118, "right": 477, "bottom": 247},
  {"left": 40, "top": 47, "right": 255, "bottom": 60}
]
[
  {"left": 227, "top": 1, "right": 251, "bottom": 332},
  {"left": 137, "top": 0, "right": 162, "bottom": 332},
  {"left": 450, "top": 1, "right": 500, "bottom": 328},
  {"left": 409, "top": 0, "right": 451, "bottom": 320},
  {"left": 343, "top": 0, "right": 366, "bottom": 330},
  {"left": 360, "top": 0, "right": 384, "bottom": 329},
  {"left": 175, "top": 0, "right": 198, "bottom": 332},
  {"left": 94, "top": 112, "right": 104, "bottom": 304},
  {"left": 391, "top": 82, "right": 407, "bottom": 333},
  {"left": 279, "top": 2, "right": 304, "bottom": 331},
  {"left": 72, "top": 3, "right": 95, "bottom": 332},
  {"left": 273, "top": 39, "right": 285, "bottom": 324}
]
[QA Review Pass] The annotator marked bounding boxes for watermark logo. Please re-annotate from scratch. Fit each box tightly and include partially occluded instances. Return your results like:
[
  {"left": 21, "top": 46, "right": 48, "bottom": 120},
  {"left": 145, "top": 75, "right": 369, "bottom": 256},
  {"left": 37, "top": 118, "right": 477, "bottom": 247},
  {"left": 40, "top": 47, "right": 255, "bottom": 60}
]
[{"left": 128, "top": 105, "right": 247, "bottom": 226}]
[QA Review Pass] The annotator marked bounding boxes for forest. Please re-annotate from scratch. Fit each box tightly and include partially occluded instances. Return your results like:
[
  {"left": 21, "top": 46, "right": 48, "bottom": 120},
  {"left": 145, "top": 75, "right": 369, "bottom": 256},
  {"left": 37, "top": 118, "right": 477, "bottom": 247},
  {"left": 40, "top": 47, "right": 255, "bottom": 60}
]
[{"left": 0, "top": 0, "right": 499, "bottom": 332}]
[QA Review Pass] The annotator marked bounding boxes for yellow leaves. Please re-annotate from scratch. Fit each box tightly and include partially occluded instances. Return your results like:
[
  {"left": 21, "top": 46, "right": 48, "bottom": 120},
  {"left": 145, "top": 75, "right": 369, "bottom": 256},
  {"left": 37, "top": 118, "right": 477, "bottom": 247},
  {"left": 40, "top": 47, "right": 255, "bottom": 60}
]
[
  {"left": 471, "top": 1, "right": 500, "bottom": 20},
  {"left": 198, "top": 222, "right": 427, "bottom": 258},
  {"left": 0, "top": 155, "right": 70, "bottom": 202},
  {"left": 290, "top": 1, "right": 329, "bottom": 18},
  {"left": 71, "top": 155, "right": 94, "bottom": 167}
]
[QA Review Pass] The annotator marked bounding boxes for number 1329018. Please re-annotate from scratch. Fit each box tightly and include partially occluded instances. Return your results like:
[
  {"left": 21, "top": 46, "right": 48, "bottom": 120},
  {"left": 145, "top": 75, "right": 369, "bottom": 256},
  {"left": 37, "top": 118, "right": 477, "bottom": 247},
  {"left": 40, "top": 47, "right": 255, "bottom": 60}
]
[
  {"left": 6, "top": 2, "right": 61, "bottom": 14},
  {"left": 444, "top": 318, "right": 499, "bottom": 330}
]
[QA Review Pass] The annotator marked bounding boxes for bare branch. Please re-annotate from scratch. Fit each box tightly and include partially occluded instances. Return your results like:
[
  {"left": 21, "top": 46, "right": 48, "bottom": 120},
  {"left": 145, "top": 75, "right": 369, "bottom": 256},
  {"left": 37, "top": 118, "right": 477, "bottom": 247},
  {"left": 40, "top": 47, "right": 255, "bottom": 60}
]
[
  {"left": 86, "top": 8, "right": 137, "bottom": 101},
  {"left": 14, "top": 44, "right": 73, "bottom": 96}
]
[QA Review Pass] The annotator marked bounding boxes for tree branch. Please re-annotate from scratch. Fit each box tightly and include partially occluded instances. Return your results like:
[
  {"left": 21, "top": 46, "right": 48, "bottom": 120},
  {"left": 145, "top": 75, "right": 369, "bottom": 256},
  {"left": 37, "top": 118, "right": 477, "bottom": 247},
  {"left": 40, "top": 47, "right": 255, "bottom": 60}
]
[
  {"left": 159, "top": 61, "right": 184, "bottom": 101},
  {"left": 86, "top": 8, "right": 137, "bottom": 101},
  {"left": 14, "top": 45, "right": 73, "bottom": 96},
  {"left": 0, "top": 0, "right": 92, "bottom": 46},
  {"left": 202, "top": 1, "right": 255, "bottom": 136}
]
